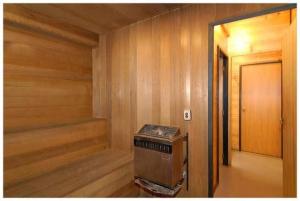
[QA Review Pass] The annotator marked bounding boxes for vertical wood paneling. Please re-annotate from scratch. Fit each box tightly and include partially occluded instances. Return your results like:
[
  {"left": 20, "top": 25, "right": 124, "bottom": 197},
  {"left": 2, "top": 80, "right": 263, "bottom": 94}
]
[
  {"left": 93, "top": 35, "right": 108, "bottom": 118},
  {"left": 136, "top": 20, "right": 154, "bottom": 129},
  {"left": 110, "top": 28, "right": 131, "bottom": 150},
  {"left": 171, "top": 11, "right": 184, "bottom": 129},
  {"left": 105, "top": 4, "right": 287, "bottom": 196},
  {"left": 151, "top": 17, "right": 161, "bottom": 125},
  {"left": 159, "top": 14, "right": 171, "bottom": 125},
  {"left": 189, "top": 5, "right": 207, "bottom": 195},
  {"left": 92, "top": 35, "right": 113, "bottom": 147},
  {"left": 180, "top": 7, "right": 192, "bottom": 138},
  {"left": 129, "top": 24, "right": 138, "bottom": 149},
  {"left": 282, "top": 17, "right": 296, "bottom": 197},
  {"left": 169, "top": 12, "right": 177, "bottom": 126},
  {"left": 106, "top": 34, "right": 113, "bottom": 147}
]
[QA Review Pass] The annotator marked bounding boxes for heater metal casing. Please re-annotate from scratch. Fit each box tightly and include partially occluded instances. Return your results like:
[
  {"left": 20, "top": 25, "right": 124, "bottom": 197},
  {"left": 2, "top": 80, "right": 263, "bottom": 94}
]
[{"left": 134, "top": 125, "right": 184, "bottom": 189}]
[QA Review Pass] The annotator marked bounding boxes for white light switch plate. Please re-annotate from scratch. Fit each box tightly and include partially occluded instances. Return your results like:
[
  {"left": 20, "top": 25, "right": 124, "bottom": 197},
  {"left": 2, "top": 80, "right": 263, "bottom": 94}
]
[{"left": 184, "top": 109, "right": 191, "bottom": 121}]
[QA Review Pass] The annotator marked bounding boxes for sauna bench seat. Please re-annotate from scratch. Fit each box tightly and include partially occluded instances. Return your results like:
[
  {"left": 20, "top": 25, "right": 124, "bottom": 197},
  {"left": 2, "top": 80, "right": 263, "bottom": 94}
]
[
  {"left": 4, "top": 118, "right": 137, "bottom": 197},
  {"left": 4, "top": 149, "right": 134, "bottom": 197}
]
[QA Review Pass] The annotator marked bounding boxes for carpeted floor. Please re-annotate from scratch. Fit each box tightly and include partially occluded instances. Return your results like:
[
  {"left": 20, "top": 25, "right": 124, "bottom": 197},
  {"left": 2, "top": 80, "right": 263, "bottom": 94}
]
[{"left": 214, "top": 150, "right": 282, "bottom": 197}]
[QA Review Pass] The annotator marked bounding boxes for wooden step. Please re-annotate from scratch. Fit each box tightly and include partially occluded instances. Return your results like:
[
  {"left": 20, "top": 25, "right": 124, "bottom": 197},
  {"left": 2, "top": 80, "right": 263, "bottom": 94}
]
[
  {"left": 4, "top": 118, "right": 109, "bottom": 189},
  {"left": 5, "top": 137, "right": 105, "bottom": 170},
  {"left": 4, "top": 149, "right": 133, "bottom": 197},
  {"left": 5, "top": 118, "right": 107, "bottom": 157},
  {"left": 67, "top": 160, "right": 134, "bottom": 197},
  {"left": 4, "top": 139, "right": 108, "bottom": 187}
]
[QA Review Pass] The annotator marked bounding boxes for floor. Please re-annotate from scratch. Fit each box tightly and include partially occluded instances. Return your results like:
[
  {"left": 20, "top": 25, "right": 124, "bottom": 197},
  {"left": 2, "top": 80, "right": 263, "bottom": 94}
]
[{"left": 214, "top": 150, "right": 283, "bottom": 197}]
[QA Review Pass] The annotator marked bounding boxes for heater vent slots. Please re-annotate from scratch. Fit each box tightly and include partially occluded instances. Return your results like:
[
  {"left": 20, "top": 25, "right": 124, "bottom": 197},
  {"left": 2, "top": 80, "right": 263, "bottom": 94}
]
[{"left": 134, "top": 139, "right": 172, "bottom": 154}]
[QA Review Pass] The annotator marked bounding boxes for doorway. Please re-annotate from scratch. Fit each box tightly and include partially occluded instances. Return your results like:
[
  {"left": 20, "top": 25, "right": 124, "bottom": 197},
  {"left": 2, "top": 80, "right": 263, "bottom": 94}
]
[
  {"left": 240, "top": 62, "right": 282, "bottom": 157},
  {"left": 213, "top": 47, "right": 229, "bottom": 193},
  {"left": 217, "top": 47, "right": 229, "bottom": 165},
  {"left": 208, "top": 4, "right": 297, "bottom": 197}
]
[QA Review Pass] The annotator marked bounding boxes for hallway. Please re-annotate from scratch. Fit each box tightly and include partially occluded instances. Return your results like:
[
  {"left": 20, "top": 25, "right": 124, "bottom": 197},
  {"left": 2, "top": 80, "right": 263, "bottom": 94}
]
[{"left": 214, "top": 151, "right": 283, "bottom": 197}]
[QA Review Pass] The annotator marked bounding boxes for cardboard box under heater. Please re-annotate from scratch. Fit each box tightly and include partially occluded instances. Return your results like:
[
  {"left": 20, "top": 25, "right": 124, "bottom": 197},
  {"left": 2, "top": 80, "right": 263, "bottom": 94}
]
[{"left": 134, "top": 124, "right": 184, "bottom": 190}]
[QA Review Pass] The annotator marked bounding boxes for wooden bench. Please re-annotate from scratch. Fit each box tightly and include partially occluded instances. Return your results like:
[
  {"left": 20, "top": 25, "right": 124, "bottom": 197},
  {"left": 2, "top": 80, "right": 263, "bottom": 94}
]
[{"left": 4, "top": 118, "right": 138, "bottom": 197}]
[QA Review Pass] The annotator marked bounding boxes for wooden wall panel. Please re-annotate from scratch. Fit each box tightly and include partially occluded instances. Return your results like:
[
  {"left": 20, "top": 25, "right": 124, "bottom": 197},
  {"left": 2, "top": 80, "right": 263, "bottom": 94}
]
[
  {"left": 4, "top": 4, "right": 98, "bottom": 47},
  {"left": 189, "top": 5, "right": 214, "bottom": 196},
  {"left": 136, "top": 19, "right": 154, "bottom": 128},
  {"left": 128, "top": 24, "right": 138, "bottom": 150},
  {"left": 20, "top": 4, "right": 182, "bottom": 35},
  {"left": 282, "top": 17, "right": 296, "bottom": 197},
  {"left": 93, "top": 35, "right": 108, "bottom": 118},
  {"left": 151, "top": 16, "right": 161, "bottom": 125},
  {"left": 230, "top": 51, "right": 282, "bottom": 150},
  {"left": 4, "top": 25, "right": 93, "bottom": 133},
  {"left": 102, "top": 3, "right": 286, "bottom": 197},
  {"left": 92, "top": 34, "right": 112, "bottom": 147},
  {"left": 110, "top": 27, "right": 133, "bottom": 151}
]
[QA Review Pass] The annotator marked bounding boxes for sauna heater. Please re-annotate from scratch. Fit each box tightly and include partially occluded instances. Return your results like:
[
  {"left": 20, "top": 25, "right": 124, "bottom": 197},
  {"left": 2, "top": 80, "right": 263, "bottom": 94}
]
[{"left": 134, "top": 124, "right": 184, "bottom": 189}]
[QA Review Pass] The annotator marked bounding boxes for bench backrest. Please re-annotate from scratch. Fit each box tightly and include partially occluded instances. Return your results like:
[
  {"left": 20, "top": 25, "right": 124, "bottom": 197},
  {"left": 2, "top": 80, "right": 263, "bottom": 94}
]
[{"left": 4, "top": 118, "right": 108, "bottom": 188}]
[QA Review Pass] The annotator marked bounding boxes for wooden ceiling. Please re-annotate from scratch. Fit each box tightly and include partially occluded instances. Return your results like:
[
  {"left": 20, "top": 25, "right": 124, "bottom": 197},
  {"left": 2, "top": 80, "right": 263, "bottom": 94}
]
[
  {"left": 222, "top": 9, "right": 291, "bottom": 54},
  {"left": 18, "top": 4, "right": 183, "bottom": 34}
]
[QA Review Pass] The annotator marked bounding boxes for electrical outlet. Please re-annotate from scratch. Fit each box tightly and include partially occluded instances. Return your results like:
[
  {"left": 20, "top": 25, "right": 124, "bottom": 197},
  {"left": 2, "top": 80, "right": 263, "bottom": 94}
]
[{"left": 184, "top": 109, "right": 191, "bottom": 121}]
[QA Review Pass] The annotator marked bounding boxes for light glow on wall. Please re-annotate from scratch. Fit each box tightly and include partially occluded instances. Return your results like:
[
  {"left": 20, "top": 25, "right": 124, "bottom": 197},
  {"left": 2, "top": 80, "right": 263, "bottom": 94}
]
[
  {"left": 228, "top": 29, "right": 252, "bottom": 54},
  {"left": 214, "top": 25, "right": 222, "bottom": 35}
]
